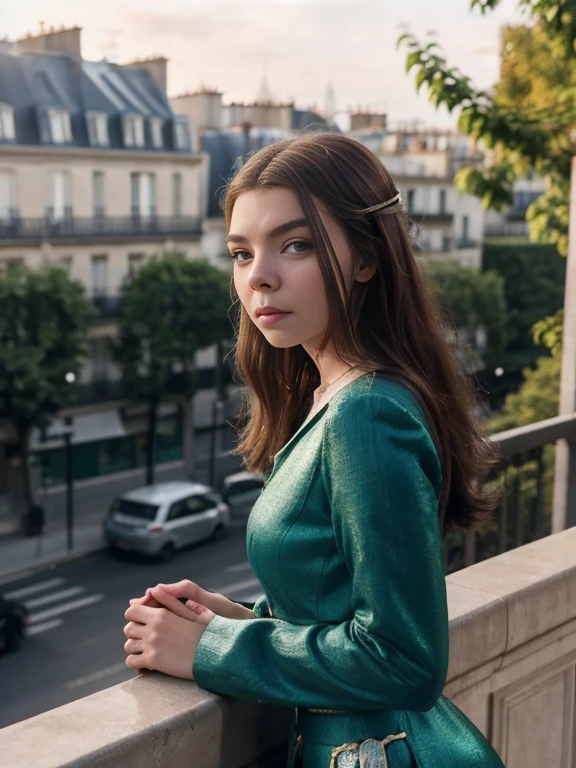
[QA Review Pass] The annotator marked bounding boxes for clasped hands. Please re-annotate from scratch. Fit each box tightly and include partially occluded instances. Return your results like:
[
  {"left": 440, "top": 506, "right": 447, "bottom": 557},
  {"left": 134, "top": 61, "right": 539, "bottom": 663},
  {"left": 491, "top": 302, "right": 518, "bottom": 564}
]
[{"left": 123, "top": 579, "right": 254, "bottom": 680}]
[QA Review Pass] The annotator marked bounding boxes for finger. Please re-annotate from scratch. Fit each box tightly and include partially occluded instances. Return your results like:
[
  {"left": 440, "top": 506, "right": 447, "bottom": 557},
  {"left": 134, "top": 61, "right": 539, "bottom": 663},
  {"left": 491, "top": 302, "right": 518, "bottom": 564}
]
[
  {"left": 149, "top": 586, "right": 203, "bottom": 621},
  {"left": 124, "top": 638, "right": 144, "bottom": 654},
  {"left": 183, "top": 600, "right": 217, "bottom": 626},
  {"left": 123, "top": 621, "right": 144, "bottom": 639},
  {"left": 124, "top": 603, "right": 161, "bottom": 624},
  {"left": 155, "top": 580, "right": 203, "bottom": 600},
  {"left": 126, "top": 653, "right": 152, "bottom": 670}
]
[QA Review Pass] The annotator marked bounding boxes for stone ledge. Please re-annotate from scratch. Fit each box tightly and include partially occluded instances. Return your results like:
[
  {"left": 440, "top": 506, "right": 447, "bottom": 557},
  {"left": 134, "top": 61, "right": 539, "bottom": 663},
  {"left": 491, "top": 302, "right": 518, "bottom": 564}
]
[
  {"left": 0, "top": 673, "right": 291, "bottom": 768},
  {"left": 2, "top": 528, "right": 576, "bottom": 768}
]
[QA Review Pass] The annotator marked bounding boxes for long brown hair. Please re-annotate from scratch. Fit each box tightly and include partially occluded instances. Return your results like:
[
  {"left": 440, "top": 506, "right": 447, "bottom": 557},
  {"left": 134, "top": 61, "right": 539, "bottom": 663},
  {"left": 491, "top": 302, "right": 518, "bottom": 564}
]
[{"left": 224, "top": 132, "right": 500, "bottom": 538}]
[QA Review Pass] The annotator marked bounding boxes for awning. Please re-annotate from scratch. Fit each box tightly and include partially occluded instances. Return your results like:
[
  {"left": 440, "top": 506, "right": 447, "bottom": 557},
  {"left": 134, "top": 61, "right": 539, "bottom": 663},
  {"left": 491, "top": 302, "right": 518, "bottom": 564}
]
[{"left": 31, "top": 410, "right": 126, "bottom": 450}]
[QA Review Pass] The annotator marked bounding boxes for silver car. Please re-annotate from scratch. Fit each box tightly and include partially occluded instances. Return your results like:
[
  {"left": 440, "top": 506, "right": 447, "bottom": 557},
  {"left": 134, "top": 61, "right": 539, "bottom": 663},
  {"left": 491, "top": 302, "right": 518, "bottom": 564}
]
[
  {"left": 222, "top": 471, "right": 265, "bottom": 518},
  {"left": 103, "top": 482, "right": 230, "bottom": 561}
]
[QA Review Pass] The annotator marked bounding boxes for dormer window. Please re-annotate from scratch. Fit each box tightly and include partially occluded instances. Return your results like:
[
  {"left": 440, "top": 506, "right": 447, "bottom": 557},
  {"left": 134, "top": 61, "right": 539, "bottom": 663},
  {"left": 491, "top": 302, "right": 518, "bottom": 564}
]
[
  {"left": 123, "top": 114, "right": 145, "bottom": 148},
  {"left": 0, "top": 104, "right": 15, "bottom": 142},
  {"left": 87, "top": 112, "right": 109, "bottom": 147},
  {"left": 173, "top": 118, "right": 190, "bottom": 151},
  {"left": 150, "top": 117, "right": 164, "bottom": 149},
  {"left": 48, "top": 109, "right": 72, "bottom": 144}
]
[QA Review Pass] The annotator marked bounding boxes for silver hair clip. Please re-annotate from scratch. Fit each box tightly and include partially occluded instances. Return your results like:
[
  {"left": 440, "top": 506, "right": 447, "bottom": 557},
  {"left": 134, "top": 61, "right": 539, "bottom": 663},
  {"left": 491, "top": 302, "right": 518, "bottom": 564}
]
[{"left": 363, "top": 191, "right": 403, "bottom": 215}]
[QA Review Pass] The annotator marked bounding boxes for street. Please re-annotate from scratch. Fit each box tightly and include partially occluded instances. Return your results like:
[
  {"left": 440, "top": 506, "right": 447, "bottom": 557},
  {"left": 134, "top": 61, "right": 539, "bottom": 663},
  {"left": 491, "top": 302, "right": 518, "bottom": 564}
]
[{"left": 0, "top": 519, "right": 261, "bottom": 729}]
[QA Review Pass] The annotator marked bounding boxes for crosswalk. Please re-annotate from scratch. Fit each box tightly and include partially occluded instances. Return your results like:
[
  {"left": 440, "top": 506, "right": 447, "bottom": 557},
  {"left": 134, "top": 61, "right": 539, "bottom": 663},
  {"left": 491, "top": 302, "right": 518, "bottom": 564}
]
[
  {"left": 4, "top": 577, "right": 104, "bottom": 637},
  {"left": 2, "top": 563, "right": 264, "bottom": 640}
]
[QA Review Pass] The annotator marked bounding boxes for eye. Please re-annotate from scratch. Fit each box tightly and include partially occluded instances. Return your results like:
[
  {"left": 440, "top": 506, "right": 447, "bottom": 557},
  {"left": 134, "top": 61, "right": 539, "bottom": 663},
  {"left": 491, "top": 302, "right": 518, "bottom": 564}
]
[
  {"left": 229, "top": 250, "right": 252, "bottom": 263},
  {"left": 284, "top": 239, "right": 312, "bottom": 254}
]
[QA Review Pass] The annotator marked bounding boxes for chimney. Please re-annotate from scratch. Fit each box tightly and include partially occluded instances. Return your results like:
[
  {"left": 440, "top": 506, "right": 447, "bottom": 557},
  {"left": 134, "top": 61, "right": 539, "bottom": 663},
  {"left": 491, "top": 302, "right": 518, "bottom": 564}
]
[
  {"left": 122, "top": 56, "right": 168, "bottom": 95},
  {"left": 17, "top": 25, "right": 82, "bottom": 57}
]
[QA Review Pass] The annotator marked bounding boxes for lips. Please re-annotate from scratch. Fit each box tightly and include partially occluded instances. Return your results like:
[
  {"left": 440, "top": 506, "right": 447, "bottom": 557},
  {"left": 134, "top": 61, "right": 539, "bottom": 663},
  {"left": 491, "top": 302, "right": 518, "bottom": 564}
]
[{"left": 255, "top": 306, "right": 291, "bottom": 316}]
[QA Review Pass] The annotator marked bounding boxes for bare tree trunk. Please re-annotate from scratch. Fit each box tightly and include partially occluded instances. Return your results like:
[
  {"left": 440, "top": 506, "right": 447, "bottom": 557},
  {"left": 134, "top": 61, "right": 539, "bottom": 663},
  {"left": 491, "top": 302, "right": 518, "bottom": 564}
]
[
  {"left": 146, "top": 397, "right": 159, "bottom": 486},
  {"left": 15, "top": 425, "right": 33, "bottom": 536}
]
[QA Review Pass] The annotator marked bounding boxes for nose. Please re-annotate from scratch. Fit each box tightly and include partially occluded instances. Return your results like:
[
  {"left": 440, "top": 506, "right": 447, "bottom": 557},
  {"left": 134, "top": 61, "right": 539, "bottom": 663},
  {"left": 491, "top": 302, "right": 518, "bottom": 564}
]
[{"left": 247, "top": 252, "right": 280, "bottom": 292}]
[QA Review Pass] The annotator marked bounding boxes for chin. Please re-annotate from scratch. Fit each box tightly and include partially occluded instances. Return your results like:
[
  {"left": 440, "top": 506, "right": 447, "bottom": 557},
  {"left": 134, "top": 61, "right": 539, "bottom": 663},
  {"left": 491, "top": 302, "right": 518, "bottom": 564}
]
[{"left": 259, "top": 330, "right": 304, "bottom": 349}]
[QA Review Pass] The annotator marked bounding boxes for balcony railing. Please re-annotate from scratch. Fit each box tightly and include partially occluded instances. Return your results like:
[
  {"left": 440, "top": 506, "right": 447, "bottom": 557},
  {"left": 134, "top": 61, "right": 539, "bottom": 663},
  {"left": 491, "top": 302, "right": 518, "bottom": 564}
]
[
  {"left": 91, "top": 295, "right": 122, "bottom": 320},
  {"left": 0, "top": 214, "right": 203, "bottom": 242},
  {"left": 407, "top": 210, "right": 454, "bottom": 224},
  {"left": 444, "top": 412, "right": 576, "bottom": 573},
  {"left": 484, "top": 221, "right": 529, "bottom": 238}
]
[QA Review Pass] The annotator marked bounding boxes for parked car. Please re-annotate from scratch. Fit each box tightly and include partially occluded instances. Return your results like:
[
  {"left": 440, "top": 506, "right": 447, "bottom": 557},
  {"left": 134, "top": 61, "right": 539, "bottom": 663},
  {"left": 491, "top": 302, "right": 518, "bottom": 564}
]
[
  {"left": 221, "top": 471, "right": 266, "bottom": 517},
  {"left": 0, "top": 594, "right": 29, "bottom": 653},
  {"left": 103, "top": 482, "right": 230, "bottom": 562}
]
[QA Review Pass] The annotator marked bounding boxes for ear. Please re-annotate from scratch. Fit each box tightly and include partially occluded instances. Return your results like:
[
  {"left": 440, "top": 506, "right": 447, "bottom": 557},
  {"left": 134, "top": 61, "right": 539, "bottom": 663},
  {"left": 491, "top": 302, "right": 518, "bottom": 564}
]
[{"left": 355, "top": 262, "right": 377, "bottom": 283}]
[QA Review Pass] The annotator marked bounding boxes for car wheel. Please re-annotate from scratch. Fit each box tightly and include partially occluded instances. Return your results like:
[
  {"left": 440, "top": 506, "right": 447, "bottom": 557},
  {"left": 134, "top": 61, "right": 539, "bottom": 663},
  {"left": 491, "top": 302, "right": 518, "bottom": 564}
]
[
  {"left": 5, "top": 622, "right": 24, "bottom": 652},
  {"left": 211, "top": 524, "right": 227, "bottom": 542},
  {"left": 158, "top": 543, "right": 176, "bottom": 562}
]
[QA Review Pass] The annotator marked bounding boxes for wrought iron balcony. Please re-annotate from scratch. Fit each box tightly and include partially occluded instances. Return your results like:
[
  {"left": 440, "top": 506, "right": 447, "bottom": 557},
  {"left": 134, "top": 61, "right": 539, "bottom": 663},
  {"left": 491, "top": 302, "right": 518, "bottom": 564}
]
[
  {"left": 91, "top": 295, "right": 122, "bottom": 319},
  {"left": 0, "top": 214, "right": 203, "bottom": 243}
]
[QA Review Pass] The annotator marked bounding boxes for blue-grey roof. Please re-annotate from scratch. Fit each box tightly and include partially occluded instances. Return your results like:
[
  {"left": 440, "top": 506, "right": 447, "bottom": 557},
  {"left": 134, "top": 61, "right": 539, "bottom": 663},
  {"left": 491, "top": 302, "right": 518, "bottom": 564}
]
[
  {"left": 201, "top": 123, "right": 340, "bottom": 217},
  {"left": 0, "top": 47, "right": 189, "bottom": 151}
]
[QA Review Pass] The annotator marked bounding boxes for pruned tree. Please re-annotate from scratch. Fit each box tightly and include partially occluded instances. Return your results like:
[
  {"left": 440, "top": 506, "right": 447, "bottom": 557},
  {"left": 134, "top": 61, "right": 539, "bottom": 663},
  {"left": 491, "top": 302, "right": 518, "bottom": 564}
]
[
  {"left": 113, "top": 253, "right": 232, "bottom": 485},
  {"left": 0, "top": 265, "right": 94, "bottom": 534}
]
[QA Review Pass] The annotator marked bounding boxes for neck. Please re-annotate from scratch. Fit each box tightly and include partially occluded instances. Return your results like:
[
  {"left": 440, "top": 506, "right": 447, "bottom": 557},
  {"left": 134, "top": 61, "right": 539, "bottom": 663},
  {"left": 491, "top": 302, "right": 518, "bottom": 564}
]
[{"left": 301, "top": 342, "right": 359, "bottom": 399}]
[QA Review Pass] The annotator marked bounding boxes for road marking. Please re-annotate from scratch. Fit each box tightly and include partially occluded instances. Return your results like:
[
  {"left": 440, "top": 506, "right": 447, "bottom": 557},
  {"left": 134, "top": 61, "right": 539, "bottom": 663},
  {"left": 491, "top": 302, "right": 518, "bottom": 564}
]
[
  {"left": 26, "top": 586, "right": 85, "bottom": 609},
  {"left": 214, "top": 577, "right": 261, "bottom": 596},
  {"left": 4, "top": 577, "right": 66, "bottom": 600},
  {"left": 26, "top": 619, "right": 64, "bottom": 636},
  {"left": 225, "top": 561, "right": 251, "bottom": 572},
  {"left": 30, "top": 594, "right": 105, "bottom": 624},
  {"left": 65, "top": 662, "right": 128, "bottom": 690}
]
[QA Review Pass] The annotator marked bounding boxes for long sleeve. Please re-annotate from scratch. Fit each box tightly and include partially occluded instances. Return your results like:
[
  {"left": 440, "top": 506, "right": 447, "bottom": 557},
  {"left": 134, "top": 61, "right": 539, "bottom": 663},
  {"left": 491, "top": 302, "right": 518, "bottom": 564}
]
[{"left": 193, "top": 390, "right": 448, "bottom": 712}]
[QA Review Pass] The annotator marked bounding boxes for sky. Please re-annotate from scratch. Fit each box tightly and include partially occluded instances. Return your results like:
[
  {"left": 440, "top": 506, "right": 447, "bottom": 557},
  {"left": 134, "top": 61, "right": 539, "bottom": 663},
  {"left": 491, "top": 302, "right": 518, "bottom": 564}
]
[{"left": 2, "top": 0, "right": 529, "bottom": 128}]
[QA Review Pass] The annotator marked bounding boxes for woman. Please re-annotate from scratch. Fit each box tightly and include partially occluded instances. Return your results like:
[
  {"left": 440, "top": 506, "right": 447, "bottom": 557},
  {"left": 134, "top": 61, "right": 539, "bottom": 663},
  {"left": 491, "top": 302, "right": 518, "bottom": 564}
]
[{"left": 123, "top": 133, "right": 506, "bottom": 767}]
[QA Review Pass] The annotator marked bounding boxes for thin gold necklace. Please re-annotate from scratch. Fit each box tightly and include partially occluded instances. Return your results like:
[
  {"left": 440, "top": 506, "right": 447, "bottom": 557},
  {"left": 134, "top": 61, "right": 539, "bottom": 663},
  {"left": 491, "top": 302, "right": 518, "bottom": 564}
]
[{"left": 317, "top": 365, "right": 359, "bottom": 395}]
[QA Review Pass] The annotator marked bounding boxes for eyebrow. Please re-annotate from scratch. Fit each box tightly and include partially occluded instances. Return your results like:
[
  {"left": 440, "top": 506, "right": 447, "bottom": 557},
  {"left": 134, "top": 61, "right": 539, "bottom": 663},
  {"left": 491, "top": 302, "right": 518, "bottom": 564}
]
[{"left": 226, "top": 217, "right": 310, "bottom": 244}]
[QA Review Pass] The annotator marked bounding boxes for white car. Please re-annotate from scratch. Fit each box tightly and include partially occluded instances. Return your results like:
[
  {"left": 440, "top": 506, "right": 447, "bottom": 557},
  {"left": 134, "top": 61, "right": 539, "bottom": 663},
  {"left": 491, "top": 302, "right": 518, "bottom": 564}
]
[{"left": 103, "top": 482, "right": 230, "bottom": 561}]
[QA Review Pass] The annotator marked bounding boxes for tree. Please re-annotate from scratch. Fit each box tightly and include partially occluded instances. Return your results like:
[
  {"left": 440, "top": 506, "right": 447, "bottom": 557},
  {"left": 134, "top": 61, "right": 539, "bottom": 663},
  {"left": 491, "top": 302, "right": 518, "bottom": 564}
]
[
  {"left": 424, "top": 260, "right": 507, "bottom": 373},
  {"left": 0, "top": 265, "right": 94, "bottom": 534},
  {"left": 398, "top": 2, "right": 576, "bottom": 258},
  {"left": 113, "top": 253, "right": 232, "bottom": 485}
]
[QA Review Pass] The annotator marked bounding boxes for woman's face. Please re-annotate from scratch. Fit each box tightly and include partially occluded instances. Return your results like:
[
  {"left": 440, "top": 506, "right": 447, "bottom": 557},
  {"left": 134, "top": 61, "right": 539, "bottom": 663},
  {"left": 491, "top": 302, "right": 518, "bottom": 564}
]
[{"left": 228, "top": 187, "right": 373, "bottom": 351}]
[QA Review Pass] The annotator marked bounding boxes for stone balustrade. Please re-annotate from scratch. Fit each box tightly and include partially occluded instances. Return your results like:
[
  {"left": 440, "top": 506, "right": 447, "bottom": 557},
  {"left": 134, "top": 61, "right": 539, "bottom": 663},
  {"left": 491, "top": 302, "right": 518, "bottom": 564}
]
[{"left": 1, "top": 527, "right": 575, "bottom": 768}]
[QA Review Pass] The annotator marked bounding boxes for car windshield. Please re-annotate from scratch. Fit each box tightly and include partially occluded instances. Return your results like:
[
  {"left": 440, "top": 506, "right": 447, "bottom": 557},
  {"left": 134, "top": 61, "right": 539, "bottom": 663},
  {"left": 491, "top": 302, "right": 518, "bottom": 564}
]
[{"left": 110, "top": 498, "right": 160, "bottom": 521}]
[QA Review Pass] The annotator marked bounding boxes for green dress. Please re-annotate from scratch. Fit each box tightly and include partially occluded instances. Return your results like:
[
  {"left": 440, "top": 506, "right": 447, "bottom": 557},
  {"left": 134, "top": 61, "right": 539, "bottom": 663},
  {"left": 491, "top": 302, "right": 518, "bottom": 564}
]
[{"left": 193, "top": 374, "right": 506, "bottom": 768}]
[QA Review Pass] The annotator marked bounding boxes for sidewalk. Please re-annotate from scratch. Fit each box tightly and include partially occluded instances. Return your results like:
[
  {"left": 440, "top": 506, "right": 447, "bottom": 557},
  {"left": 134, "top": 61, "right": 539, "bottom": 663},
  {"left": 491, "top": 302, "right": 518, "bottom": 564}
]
[
  {"left": 0, "top": 520, "right": 104, "bottom": 584},
  {"left": 0, "top": 449, "right": 244, "bottom": 584}
]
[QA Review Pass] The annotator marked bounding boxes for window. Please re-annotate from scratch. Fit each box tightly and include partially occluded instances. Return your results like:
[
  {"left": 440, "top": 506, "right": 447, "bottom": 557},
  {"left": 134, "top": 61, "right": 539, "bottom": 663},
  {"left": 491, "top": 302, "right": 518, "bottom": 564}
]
[
  {"left": 167, "top": 495, "right": 214, "bottom": 521},
  {"left": 123, "top": 114, "right": 145, "bottom": 148},
  {"left": 48, "top": 109, "right": 72, "bottom": 144},
  {"left": 439, "top": 189, "right": 447, "bottom": 214},
  {"left": 92, "top": 171, "right": 105, "bottom": 217},
  {"left": 0, "top": 104, "right": 15, "bottom": 141},
  {"left": 441, "top": 234, "right": 451, "bottom": 252},
  {"left": 174, "top": 119, "right": 190, "bottom": 150},
  {"left": 173, "top": 173, "right": 182, "bottom": 217},
  {"left": 128, "top": 253, "right": 144, "bottom": 273},
  {"left": 0, "top": 171, "right": 16, "bottom": 221},
  {"left": 406, "top": 189, "right": 415, "bottom": 213},
  {"left": 91, "top": 255, "right": 108, "bottom": 298},
  {"left": 131, "top": 173, "right": 157, "bottom": 218},
  {"left": 150, "top": 118, "right": 164, "bottom": 149},
  {"left": 461, "top": 215, "right": 470, "bottom": 242},
  {"left": 87, "top": 112, "right": 109, "bottom": 147},
  {"left": 110, "top": 498, "right": 159, "bottom": 521},
  {"left": 46, "top": 171, "right": 72, "bottom": 221}
]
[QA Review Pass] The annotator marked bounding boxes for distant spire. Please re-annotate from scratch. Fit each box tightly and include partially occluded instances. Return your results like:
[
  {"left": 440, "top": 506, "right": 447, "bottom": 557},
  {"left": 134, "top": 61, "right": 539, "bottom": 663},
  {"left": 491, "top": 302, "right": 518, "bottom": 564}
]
[
  {"left": 257, "top": 69, "right": 273, "bottom": 103},
  {"left": 324, "top": 81, "right": 337, "bottom": 120}
]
